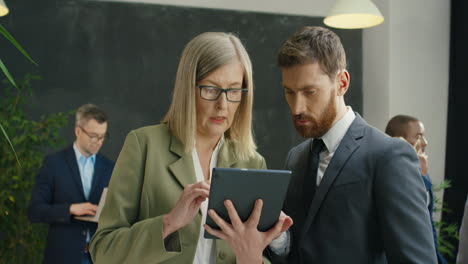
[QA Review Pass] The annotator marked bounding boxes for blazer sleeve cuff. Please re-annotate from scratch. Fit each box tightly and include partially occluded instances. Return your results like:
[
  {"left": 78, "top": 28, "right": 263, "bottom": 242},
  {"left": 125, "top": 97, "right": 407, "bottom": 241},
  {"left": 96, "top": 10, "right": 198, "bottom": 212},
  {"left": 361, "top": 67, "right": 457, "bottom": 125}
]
[{"left": 47, "top": 203, "right": 72, "bottom": 223}]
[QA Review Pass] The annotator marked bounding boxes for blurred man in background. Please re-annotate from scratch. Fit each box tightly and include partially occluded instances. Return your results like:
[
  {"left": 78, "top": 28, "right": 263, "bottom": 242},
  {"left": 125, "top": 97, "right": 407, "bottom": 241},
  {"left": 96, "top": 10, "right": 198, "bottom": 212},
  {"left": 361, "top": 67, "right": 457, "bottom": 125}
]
[
  {"left": 386, "top": 114, "right": 447, "bottom": 264},
  {"left": 28, "top": 104, "right": 114, "bottom": 264}
]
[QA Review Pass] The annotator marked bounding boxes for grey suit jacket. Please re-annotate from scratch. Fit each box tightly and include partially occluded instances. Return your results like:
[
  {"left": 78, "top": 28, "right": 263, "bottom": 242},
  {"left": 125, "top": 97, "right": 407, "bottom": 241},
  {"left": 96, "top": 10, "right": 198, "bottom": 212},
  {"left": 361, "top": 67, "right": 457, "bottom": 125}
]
[
  {"left": 270, "top": 114, "right": 437, "bottom": 264},
  {"left": 457, "top": 196, "right": 468, "bottom": 264}
]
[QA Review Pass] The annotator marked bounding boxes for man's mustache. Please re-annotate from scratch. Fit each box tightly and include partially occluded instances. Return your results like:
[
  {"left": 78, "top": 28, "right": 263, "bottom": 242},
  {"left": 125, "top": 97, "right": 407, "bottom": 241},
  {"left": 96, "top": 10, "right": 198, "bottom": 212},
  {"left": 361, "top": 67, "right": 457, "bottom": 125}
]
[{"left": 293, "top": 114, "right": 314, "bottom": 121}]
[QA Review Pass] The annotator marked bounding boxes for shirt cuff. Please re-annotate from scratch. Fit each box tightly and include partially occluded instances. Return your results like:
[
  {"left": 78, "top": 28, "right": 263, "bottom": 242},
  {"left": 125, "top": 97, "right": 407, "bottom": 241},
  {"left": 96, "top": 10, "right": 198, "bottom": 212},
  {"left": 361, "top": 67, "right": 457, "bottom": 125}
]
[{"left": 268, "top": 230, "right": 290, "bottom": 256}]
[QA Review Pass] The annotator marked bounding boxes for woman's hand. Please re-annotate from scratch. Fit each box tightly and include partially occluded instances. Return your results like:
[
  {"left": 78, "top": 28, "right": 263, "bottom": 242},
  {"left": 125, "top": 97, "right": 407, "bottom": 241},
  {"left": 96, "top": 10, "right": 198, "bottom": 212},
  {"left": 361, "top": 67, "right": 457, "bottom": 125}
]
[
  {"left": 204, "top": 199, "right": 293, "bottom": 264},
  {"left": 162, "top": 180, "right": 210, "bottom": 239}
]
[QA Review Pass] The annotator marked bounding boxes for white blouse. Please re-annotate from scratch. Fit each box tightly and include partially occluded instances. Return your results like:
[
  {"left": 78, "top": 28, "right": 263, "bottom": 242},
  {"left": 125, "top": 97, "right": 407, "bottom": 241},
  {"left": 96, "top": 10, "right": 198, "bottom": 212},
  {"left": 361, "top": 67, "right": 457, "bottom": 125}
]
[{"left": 191, "top": 139, "right": 223, "bottom": 264}]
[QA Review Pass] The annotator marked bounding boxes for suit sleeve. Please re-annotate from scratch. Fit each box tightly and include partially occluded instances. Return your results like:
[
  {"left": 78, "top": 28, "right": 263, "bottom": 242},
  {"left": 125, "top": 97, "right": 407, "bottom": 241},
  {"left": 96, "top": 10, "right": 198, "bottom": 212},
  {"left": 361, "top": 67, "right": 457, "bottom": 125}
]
[
  {"left": 457, "top": 196, "right": 468, "bottom": 263},
  {"left": 28, "top": 156, "right": 72, "bottom": 224},
  {"left": 375, "top": 140, "right": 437, "bottom": 263},
  {"left": 89, "top": 131, "right": 182, "bottom": 263},
  {"left": 266, "top": 148, "right": 294, "bottom": 264}
]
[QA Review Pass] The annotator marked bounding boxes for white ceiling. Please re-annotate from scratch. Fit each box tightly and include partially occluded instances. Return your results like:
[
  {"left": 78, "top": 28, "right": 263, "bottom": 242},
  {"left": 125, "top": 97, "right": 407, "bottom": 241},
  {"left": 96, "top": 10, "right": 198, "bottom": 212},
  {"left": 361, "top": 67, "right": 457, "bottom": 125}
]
[{"left": 96, "top": 0, "right": 333, "bottom": 17}]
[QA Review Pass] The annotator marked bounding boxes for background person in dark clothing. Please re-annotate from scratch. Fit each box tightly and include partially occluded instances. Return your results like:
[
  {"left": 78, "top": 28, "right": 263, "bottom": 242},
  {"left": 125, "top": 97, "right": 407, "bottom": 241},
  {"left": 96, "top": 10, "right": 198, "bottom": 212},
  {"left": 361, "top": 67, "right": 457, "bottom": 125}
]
[
  {"left": 28, "top": 104, "right": 114, "bottom": 264},
  {"left": 386, "top": 114, "right": 447, "bottom": 264}
]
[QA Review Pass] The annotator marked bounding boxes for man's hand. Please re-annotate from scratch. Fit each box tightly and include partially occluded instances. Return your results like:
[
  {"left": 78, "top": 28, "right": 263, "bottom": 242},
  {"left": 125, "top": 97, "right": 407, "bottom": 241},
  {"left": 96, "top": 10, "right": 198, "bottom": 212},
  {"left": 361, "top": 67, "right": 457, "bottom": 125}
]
[
  {"left": 411, "top": 138, "right": 429, "bottom": 176},
  {"left": 204, "top": 199, "right": 293, "bottom": 264},
  {"left": 417, "top": 150, "right": 428, "bottom": 176},
  {"left": 398, "top": 137, "right": 429, "bottom": 176},
  {"left": 69, "top": 202, "right": 98, "bottom": 216}
]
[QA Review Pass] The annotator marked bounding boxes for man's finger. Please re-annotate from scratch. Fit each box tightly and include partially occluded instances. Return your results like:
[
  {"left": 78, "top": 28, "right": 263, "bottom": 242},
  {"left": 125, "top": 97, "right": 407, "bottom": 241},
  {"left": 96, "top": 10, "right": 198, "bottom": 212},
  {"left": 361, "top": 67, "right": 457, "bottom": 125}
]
[
  {"left": 86, "top": 210, "right": 96, "bottom": 216},
  {"left": 86, "top": 205, "right": 97, "bottom": 211}
]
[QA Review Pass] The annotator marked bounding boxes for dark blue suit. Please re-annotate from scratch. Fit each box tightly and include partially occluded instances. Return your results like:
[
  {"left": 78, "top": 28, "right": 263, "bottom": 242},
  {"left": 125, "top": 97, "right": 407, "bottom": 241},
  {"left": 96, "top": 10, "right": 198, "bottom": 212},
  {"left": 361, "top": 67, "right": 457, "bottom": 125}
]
[
  {"left": 422, "top": 174, "right": 447, "bottom": 264},
  {"left": 28, "top": 146, "right": 114, "bottom": 264}
]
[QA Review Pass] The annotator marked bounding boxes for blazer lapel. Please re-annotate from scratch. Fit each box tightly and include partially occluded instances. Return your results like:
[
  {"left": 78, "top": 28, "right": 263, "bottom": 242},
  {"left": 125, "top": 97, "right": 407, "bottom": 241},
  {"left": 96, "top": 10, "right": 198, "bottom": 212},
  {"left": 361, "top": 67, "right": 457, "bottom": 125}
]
[
  {"left": 64, "top": 146, "right": 86, "bottom": 200},
  {"left": 216, "top": 140, "right": 237, "bottom": 168},
  {"left": 300, "top": 114, "right": 366, "bottom": 241},
  {"left": 168, "top": 134, "right": 197, "bottom": 189}
]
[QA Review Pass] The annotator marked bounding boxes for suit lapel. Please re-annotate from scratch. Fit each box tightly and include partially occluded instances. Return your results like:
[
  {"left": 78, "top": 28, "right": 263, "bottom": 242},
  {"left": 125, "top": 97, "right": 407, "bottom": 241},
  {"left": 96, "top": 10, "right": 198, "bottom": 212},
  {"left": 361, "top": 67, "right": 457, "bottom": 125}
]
[
  {"left": 300, "top": 114, "right": 366, "bottom": 241},
  {"left": 64, "top": 146, "right": 86, "bottom": 200},
  {"left": 168, "top": 134, "right": 197, "bottom": 189},
  {"left": 287, "top": 140, "right": 313, "bottom": 230}
]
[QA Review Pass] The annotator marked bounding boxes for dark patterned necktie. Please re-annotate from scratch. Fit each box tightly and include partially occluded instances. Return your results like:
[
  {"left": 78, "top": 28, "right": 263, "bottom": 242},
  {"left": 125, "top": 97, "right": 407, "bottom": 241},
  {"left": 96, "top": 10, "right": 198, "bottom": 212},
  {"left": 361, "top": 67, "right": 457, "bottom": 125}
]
[{"left": 303, "top": 138, "right": 325, "bottom": 212}]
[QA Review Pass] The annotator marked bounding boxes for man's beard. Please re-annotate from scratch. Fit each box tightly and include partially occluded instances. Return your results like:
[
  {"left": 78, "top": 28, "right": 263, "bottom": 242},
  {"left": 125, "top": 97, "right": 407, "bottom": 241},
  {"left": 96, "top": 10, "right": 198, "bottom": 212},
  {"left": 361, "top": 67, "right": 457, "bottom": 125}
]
[{"left": 293, "top": 92, "right": 337, "bottom": 138}]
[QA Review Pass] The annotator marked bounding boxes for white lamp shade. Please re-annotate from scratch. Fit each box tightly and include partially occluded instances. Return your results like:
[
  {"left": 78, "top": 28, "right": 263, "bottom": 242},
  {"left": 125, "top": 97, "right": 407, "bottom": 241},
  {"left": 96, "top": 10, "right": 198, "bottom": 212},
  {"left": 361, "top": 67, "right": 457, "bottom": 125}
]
[
  {"left": 0, "top": 0, "right": 9, "bottom": 17},
  {"left": 324, "top": 0, "right": 384, "bottom": 29}
]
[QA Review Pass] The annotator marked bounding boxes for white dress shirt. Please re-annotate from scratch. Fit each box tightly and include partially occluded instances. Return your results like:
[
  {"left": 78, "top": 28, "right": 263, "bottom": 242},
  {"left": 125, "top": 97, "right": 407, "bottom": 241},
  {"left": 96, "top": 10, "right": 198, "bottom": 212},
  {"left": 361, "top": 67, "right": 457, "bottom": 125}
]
[
  {"left": 191, "top": 138, "right": 223, "bottom": 264},
  {"left": 269, "top": 107, "right": 356, "bottom": 255}
]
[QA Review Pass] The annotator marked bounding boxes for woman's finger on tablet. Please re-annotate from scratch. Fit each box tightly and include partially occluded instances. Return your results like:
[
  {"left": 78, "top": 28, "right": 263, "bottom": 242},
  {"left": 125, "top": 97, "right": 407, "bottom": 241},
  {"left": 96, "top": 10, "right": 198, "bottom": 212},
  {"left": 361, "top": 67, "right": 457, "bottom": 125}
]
[
  {"left": 224, "top": 200, "right": 243, "bottom": 229},
  {"left": 246, "top": 199, "right": 263, "bottom": 228},
  {"left": 208, "top": 209, "right": 233, "bottom": 235},
  {"left": 204, "top": 224, "right": 227, "bottom": 240}
]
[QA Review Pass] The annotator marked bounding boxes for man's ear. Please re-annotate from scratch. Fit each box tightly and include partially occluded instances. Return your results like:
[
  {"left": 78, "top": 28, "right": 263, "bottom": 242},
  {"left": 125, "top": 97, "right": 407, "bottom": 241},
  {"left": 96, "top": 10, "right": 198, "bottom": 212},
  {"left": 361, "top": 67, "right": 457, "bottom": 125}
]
[
  {"left": 74, "top": 125, "right": 80, "bottom": 138},
  {"left": 336, "top": 70, "right": 350, "bottom": 96}
]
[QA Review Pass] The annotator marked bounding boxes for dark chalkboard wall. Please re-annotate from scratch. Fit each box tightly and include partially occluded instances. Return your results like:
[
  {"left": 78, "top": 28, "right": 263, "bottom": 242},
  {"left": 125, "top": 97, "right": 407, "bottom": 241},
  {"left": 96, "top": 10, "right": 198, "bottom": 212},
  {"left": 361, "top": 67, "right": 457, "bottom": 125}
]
[{"left": 1, "top": 0, "right": 362, "bottom": 168}]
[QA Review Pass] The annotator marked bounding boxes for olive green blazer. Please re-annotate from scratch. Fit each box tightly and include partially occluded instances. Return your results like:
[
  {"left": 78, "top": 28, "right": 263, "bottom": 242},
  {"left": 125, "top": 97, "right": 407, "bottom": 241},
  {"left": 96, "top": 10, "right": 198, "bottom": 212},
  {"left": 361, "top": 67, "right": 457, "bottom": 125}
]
[{"left": 89, "top": 124, "right": 268, "bottom": 263}]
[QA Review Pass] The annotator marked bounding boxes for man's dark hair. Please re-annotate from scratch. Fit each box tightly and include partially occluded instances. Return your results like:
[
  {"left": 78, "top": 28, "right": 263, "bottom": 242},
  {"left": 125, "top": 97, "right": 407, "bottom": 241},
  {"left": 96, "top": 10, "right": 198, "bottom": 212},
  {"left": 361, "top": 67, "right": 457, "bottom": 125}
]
[
  {"left": 385, "top": 115, "right": 419, "bottom": 137},
  {"left": 75, "top": 104, "right": 108, "bottom": 125},
  {"left": 277, "top": 26, "right": 347, "bottom": 79}
]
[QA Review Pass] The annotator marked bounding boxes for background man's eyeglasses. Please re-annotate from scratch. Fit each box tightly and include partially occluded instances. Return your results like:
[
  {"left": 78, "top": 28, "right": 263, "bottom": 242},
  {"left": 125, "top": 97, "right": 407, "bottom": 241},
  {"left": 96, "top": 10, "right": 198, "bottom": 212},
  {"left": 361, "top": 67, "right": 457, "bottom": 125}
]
[
  {"left": 198, "top": 85, "right": 248, "bottom": 102},
  {"left": 78, "top": 126, "right": 109, "bottom": 141}
]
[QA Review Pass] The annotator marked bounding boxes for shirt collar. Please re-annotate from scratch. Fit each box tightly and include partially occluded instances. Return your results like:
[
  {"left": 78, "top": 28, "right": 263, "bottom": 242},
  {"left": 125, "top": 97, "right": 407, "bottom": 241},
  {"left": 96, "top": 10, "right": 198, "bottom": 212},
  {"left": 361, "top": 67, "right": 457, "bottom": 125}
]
[
  {"left": 73, "top": 143, "right": 96, "bottom": 164},
  {"left": 316, "top": 107, "right": 356, "bottom": 153}
]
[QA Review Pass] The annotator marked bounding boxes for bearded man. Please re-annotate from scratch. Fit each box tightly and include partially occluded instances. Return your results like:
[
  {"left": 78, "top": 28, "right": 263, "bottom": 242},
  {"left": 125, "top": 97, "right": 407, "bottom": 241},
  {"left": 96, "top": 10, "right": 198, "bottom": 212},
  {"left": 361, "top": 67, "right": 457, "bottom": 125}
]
[{"left": 267, "top": 26, "right": 437, "bottom": 264}]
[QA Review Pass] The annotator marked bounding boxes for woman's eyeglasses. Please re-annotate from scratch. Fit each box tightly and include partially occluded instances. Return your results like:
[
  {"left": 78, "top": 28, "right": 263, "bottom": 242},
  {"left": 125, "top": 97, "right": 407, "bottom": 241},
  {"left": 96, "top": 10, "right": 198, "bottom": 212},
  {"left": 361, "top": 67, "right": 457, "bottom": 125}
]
[{"left": 198, "top": 85, "right": 248, "bottom": 102}]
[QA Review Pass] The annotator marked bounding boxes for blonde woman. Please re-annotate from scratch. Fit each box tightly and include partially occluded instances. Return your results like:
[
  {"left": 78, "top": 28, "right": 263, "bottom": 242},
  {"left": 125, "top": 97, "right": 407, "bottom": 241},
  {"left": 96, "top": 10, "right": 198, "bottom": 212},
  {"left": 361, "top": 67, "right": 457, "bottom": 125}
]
[{"left": 89, "top": 32, "right": 292, "bottom": 264}]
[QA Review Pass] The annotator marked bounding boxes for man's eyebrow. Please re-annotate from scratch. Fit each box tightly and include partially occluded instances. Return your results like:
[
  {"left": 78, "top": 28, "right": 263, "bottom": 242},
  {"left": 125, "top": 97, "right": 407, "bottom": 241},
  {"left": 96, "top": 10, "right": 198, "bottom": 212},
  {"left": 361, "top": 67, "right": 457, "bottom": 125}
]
[{"left": 282, "top": 85, "right": 319, "bottom": 90}]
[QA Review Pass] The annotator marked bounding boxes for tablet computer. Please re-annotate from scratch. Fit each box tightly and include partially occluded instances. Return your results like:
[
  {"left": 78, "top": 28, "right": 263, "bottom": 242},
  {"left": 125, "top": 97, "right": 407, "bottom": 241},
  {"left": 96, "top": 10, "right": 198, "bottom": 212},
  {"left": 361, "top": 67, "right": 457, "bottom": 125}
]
[{"left": 204, "top": 168, "right": 291, "bottom": 239}]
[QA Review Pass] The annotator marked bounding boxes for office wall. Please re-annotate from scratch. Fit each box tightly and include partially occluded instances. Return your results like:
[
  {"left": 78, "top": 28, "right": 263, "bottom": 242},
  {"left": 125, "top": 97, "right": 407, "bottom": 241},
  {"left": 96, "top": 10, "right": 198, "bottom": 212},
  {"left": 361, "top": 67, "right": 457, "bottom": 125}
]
[
  {"left": 0, "top": 0, "right": 362, "bottom": 168},
  {"left": 363, "top": 0, "right": 450, "bottom": 195},
  {"left": 101, "top": 0, "right": 451, "bottom": 191}
]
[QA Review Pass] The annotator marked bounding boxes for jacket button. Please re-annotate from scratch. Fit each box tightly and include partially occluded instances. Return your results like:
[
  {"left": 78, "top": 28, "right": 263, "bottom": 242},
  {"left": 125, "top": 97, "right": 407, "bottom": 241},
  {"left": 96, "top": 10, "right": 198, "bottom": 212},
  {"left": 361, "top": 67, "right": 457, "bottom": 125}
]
[{"left": 219, "top": 252, "right": 226, "bottom": 260}]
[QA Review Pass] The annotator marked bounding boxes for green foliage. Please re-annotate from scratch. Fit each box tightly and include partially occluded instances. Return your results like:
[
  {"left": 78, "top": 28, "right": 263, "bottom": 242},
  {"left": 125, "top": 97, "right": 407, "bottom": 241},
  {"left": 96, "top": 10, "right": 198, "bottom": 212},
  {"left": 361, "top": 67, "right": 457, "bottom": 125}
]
[
  {"left": 0, "top": 24, "right": 38, "bottom": 164},
  {"left": 0, "top": 75, "right": 73, "bottom": 263},
  {"left": 433, "top": 179, "right": 459, "bottom": 259},
  {"left": 435, "top": 221, "right": 460, "bottom": 258}
]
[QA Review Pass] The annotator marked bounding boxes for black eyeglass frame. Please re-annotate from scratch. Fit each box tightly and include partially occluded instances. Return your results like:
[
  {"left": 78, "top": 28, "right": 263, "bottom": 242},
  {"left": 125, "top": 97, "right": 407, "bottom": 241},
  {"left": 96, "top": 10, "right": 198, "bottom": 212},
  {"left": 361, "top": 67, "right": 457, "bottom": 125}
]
[
  {"left": 78, "top": 125, "right": 110, "bottom": 141},
  {"left": 198, "top": 85, "right": 248, "bottom": 102}
]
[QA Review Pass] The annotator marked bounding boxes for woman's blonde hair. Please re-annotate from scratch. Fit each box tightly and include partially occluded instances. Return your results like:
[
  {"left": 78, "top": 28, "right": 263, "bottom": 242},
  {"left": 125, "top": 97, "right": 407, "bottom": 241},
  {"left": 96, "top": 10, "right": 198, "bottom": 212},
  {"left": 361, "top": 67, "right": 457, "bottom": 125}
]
[{"left": 163, "top": 32, "right": 256, "bottom": 160}]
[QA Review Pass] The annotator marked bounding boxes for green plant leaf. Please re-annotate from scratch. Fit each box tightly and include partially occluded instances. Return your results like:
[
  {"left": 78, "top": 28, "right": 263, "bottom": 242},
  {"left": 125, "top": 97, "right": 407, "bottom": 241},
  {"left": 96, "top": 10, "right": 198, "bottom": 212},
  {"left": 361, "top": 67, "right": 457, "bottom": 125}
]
[
  {"left": 0, "top": 24, "right": 38, "bottom": 66},
  {"left": 0, "top": 123, "right": 21, "bottom": 167},
  {"left": 0, "top": 57, "right": 17, "bottom": 88}
]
